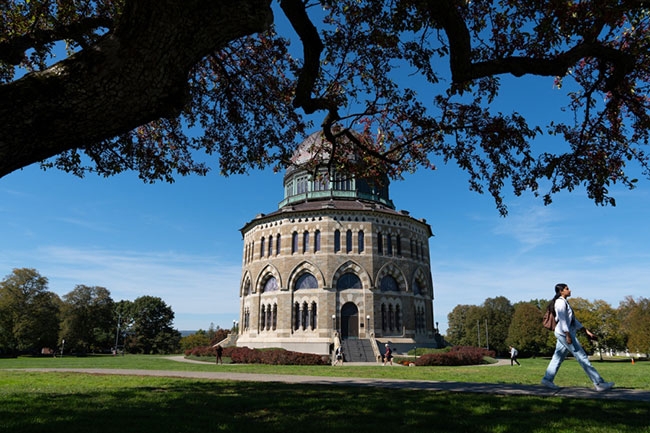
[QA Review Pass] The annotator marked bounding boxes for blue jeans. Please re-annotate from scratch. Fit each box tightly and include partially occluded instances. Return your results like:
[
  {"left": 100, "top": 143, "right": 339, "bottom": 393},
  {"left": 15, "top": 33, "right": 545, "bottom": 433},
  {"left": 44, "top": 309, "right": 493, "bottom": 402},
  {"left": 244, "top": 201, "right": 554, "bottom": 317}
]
[{"left": 543, "top": 332, "right": 604, "bottom": 385}]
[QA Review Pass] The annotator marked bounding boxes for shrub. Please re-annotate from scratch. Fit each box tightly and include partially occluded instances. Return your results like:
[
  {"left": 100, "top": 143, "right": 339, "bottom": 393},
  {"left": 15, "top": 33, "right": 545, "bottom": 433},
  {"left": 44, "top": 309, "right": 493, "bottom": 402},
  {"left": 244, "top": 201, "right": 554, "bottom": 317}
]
[
  {"left": 184, "top": 346, "right": 329, "bottom": 365},
  {"left": 414, "top": 346, "right": 495, "bottom": 367}
]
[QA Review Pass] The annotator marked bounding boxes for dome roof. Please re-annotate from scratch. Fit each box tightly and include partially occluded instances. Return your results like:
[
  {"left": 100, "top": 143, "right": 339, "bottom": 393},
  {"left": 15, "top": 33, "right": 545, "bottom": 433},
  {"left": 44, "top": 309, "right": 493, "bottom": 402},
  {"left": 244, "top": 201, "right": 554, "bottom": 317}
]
[{"left": 280, "top": 130, "right": 394, "bottom": 209}]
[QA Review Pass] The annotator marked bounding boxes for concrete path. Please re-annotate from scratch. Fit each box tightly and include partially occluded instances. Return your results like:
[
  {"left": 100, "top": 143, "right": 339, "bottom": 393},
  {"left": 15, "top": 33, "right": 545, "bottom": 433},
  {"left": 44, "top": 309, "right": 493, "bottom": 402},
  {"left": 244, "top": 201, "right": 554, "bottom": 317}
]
[{"left": 16, "top": 355, "right": 649, "bottom": 402}]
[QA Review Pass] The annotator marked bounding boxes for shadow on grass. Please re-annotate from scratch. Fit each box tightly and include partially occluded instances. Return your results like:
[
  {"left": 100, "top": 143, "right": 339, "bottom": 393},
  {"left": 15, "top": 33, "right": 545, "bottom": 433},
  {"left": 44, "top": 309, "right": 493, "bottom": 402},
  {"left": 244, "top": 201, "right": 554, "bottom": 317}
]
[{"left": 1, "top": 377, "right": 648, "bottom": 433}]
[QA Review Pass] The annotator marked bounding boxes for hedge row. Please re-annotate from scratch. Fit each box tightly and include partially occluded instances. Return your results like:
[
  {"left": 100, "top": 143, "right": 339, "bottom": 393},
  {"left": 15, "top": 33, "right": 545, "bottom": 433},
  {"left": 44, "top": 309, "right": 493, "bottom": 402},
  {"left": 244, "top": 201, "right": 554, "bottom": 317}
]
[
  {"left": 184, "top": 345, "right": 330, "bottom": 365},
  {"left": 414, "top": 346, "right": 495, "bottom": 366}
]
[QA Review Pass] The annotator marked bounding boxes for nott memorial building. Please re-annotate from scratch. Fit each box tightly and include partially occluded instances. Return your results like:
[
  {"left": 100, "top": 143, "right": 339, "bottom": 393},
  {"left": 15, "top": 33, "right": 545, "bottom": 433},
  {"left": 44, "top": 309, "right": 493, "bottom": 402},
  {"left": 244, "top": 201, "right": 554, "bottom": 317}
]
[{"left": 233, "top": 132, "right": 441, "bottom": 361}]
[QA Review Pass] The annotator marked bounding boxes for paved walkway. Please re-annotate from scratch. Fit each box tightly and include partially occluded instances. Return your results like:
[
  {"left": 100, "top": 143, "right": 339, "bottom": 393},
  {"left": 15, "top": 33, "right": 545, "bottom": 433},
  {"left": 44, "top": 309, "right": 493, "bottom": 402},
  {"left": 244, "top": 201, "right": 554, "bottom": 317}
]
[{"left": 17, "top": 355, "right": 649, "bottom": 402}]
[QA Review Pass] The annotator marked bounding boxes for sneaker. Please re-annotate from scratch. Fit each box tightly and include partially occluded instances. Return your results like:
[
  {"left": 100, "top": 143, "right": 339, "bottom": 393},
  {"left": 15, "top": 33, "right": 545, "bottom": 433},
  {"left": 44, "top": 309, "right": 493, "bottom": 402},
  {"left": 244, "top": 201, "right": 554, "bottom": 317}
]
[
  {"left": 541, "top": 378, "right": 560, "bottom": 389},
  {"left": 594, "top": 382, "right": 615, "bottom": 392}
]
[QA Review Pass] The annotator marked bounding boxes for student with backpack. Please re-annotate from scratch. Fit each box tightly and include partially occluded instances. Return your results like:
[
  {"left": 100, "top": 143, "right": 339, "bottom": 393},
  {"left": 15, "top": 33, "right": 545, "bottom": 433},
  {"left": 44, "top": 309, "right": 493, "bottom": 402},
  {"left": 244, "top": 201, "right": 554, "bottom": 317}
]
[
  {"left": 541, "top": 283, "right": 614, "bottom": 392},
  {"left": 509, "top": 346, "right": 520, "bottom": 366}
]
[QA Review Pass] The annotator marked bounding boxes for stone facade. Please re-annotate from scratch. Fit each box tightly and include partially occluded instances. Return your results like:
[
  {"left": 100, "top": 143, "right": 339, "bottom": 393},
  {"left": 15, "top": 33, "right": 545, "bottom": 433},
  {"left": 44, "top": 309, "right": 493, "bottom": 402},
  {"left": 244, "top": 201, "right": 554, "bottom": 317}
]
[{"left": 235, "top": 133, "right": 438, "bottom": 355}]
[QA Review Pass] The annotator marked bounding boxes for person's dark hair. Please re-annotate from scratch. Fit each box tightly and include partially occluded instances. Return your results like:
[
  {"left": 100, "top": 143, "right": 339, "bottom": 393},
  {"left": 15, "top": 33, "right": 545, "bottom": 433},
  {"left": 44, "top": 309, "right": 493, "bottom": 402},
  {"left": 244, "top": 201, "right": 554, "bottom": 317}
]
[{"left": 554, "top": 283, "right": 568, "bottom": 300}]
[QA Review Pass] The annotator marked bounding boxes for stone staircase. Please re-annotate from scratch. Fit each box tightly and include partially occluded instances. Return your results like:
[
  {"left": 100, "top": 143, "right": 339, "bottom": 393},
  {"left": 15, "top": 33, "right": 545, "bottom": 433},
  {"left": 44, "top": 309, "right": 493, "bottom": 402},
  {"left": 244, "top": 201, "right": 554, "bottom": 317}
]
[{"left": 340, "top": 338, "right": 377, "bottom": 363}]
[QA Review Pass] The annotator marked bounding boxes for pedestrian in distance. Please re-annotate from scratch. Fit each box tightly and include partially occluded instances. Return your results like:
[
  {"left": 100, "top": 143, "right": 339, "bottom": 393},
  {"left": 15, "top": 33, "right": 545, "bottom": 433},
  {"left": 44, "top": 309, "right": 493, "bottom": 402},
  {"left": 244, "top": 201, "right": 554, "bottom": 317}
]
[
  {"left": 215, "top": 344, "right": 223, "bottom": 365},
  {"left": 333, "top": 345, "right": 344, "bottom": 366},
  {"left": 509, "top": 346, "right": 521, "bottom": 366},
  {"left": 383, "top": 343, "right": 392, "bottom": 365},
  {"left": 541, "top": 283, "right": 615, "bottom": 392}
]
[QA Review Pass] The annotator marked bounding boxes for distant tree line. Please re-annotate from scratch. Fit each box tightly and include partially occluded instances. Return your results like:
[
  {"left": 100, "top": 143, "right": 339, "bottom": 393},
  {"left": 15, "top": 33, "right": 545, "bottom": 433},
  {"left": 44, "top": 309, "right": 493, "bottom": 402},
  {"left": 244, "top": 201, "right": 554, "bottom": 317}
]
[
  {"left": 0, "top": 268, "right": 182, "bottom": 355},
  {"left": 446, "top": 295, "right": 650, "bottom": 357}
]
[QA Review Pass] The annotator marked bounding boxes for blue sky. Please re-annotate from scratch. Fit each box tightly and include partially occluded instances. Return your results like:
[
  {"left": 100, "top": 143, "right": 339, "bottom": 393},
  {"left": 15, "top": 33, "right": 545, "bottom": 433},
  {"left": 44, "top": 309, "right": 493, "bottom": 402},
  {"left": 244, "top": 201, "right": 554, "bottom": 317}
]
[
  {"left": 2, "top": 117, "right": 649, "bottom": 334},
  {"left": 2, "top": 9, "right": 649, "bottom": 334}
]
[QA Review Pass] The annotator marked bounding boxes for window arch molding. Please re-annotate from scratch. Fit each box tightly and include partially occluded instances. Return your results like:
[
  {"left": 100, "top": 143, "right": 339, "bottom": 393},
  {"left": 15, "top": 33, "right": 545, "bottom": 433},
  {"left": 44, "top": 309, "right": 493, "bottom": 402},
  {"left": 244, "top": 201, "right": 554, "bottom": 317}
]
[
  {"left": 411, "top": 267, "right": 430, "bottom": 296},
  {"left": 287, "top": 261, "right": 326, "bottom": 292},
  {"left": 331, "top": 260, "right": 371, "bottom": 290},
  {"left": 255, "top": 264, "right": 283, "bottom": 293},
  {"left": 375, "top": 263, "right": 407, "bottom": 292},
  {"left": 240, "top": 271, "right": 253, "bottom": 297}
]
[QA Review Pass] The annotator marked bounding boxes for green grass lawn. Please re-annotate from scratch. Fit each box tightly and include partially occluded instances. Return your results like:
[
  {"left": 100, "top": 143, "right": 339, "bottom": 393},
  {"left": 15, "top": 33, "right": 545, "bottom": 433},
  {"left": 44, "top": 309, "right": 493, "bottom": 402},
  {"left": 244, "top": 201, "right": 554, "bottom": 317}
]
[{"left": 1, "top": 355, "right": 648, "bottom": 433}]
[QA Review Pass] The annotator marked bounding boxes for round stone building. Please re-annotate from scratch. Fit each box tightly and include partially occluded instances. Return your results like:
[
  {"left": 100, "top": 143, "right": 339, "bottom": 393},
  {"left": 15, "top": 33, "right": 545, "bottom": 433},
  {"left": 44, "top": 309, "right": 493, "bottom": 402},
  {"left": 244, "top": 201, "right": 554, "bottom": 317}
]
[{"left": 234, "top": 132, "right": 440, "bottom": 360}]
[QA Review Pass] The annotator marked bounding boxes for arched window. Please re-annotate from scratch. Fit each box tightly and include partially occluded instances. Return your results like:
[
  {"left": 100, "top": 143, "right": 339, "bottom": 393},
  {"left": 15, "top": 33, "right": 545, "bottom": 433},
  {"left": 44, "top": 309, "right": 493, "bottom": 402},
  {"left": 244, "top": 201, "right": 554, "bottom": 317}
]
[
  {"left": 314, "top": 230, "right": 321, "bottom": 252},
  {"left": 262, "top": 277, "right": 279, "bottom": 293},
  {"left": 346, "top": 230, "right": 353, "bottom": 253},
  {"left": 336, "top": 272, "right": 362, "bottom": 290},
  {"left": 243, "top": 280, "right": 251, "bottom": 296},
  {"left": 396, "top": 234, "right": 402, "bottom": 256},
  {"left": 334, "top": 230, "right": 341, "bottom": 252},
  {"left": 303, "top": 231, "right": 309, "bottom": 253},
  {"left": 380, "top": 275, "right": 399, "bottom": 292},
  {"left": 295, "top": 273, "right": 318, "bottom": 290},
  {"left": 292, "top": 232, "right": 298, "bottom": 254},
  {"left": 260, "top": 304, "right": 266, "bottom": 330},
  {"left": 388, "top": 304, "right": 394, "bottom": 330},
  {"left": 358, "top": 230, "right": 364, "bottom": 253},
  {"left": 413, "top": 280, "right": 422, "bottom": 296},
  {"left": 377, "top": 232, "right": 383, "bottom": 254},
  {"left": 276, "top": 234, "right": 281, "bottom": 255},
  {"left": 260, "top": 237, "right": 265, "bottom": 258},
  {"left": 268, "top": 235, "right": 272, "bottom": 257},
  {"left": 387, "top": 234, "right": 393, "bottom": 255}
]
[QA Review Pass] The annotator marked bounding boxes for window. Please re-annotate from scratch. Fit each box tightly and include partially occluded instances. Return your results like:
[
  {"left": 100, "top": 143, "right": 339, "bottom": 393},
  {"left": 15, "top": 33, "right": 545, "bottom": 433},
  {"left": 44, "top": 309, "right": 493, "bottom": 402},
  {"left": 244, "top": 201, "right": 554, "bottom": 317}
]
[
  {"left": 303, "top": 231, "right": 309, "bottom": 253},
  {"left": 336, "top": 272, "right": 361, "bottom": 290},
  {"left": 334, "top": 230, "right": 341, "bottom": 252},
  {"left": 295, "top": 273, "right": 318, "bottom": 290},
  {"left": 292, "top": 232, "right": 298, "bottom": 254},
  {"left": 293, "top": 303, "right": 300, "bottom": 330},
  {"left": 396, "top": 234, "right": 401, "bottom": 256},
  {"left": 272, "top": 304, "right": 278, "bottom": 330},
  {"left": 243, "top": 280, "right": 251, "bottom": 296},
  {"left": 276, "top": 234, "right": 281, "bottom": 255},
  {"left": 310, "top": 302, "right": 317, "bottom": 330},
  {"left": 262, "top": 277, "right": 279, "bottom": 293},
  {"left": 387, "top": 234, "right": 393, "bottom": 255},
  {"left": 413, "top": 280, "right": 422, "bottom": 295},
  {"left": 261, "top": 304, "right": 266, "bottom": 330},
  {"left": 346, "top": 230, "right": 352, "bottom": 253},
  {"left": 380, "top": 275, "right": 399, "bottom": 292},
  {"left": 377, "top": 232, "right": 383, "bottom": 254},
  {"left": 395, "top": 305, "right": 401, "bottom": 331},
  {"left": 260, "top": 237, "right": 265, "bottom": 257},
  {"left": 296, "top": 175, "right": 308, "bottom": 194},
  {"left": 313, "top": 173, "right": 329, "bottom": 191},
  {"left": 302, "top": 302, "right": 308, "bottom": 330},
  {"left": 268, "top": 236, "right": 272, "bottom": 257},
  {"left": 314, "top": 230, "right": 321, "bottom": 252},
  {"left": 358, "top": 230, "right": 364, "bottom": 253}
]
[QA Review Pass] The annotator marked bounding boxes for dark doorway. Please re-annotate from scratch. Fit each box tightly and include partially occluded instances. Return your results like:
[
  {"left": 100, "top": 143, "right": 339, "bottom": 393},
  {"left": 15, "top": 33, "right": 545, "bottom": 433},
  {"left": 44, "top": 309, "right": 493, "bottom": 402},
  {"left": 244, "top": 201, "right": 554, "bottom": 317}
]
[{"left": 341, "top": 302, "right": 359, "bottom": 338}]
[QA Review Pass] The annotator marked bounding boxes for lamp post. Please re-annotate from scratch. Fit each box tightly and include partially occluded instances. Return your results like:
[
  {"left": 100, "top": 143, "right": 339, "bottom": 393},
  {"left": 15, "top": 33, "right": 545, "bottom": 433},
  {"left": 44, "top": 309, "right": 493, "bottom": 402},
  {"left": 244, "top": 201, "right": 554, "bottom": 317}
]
[
  {"left": 61, "top": 339, "right": 65, "bottom": 358},
  {"left": 366, "top": 315, "right": 370, "bottom": 332},
  {"left": 331, "top": 314, "right": 336, "bottom": 333},
  {"left": 114, "top": 313, "right": 121, "bottom": 356}
]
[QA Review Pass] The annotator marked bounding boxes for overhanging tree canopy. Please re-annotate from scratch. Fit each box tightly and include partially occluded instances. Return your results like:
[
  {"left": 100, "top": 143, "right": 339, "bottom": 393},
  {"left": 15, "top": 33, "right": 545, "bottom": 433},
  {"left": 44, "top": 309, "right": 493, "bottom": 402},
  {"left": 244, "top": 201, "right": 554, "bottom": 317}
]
[{"left": 1, "top": 0, "right": 649, "bottom": 214}]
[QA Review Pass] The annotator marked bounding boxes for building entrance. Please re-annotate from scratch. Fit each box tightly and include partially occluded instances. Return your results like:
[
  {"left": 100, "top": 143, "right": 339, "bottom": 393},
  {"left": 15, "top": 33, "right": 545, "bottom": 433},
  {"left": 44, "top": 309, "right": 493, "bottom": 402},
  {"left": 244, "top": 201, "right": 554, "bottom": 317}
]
[{"left": 341, "top": 302, "right": 359, "bottom": 338}]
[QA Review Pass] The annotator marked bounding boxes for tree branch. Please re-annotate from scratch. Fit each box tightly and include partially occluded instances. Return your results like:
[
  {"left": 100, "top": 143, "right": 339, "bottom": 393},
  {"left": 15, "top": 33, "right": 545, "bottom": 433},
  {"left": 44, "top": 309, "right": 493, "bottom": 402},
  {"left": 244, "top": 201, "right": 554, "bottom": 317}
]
[{"left": 0, "top": 0, "right": 273, "bottom": 178}]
